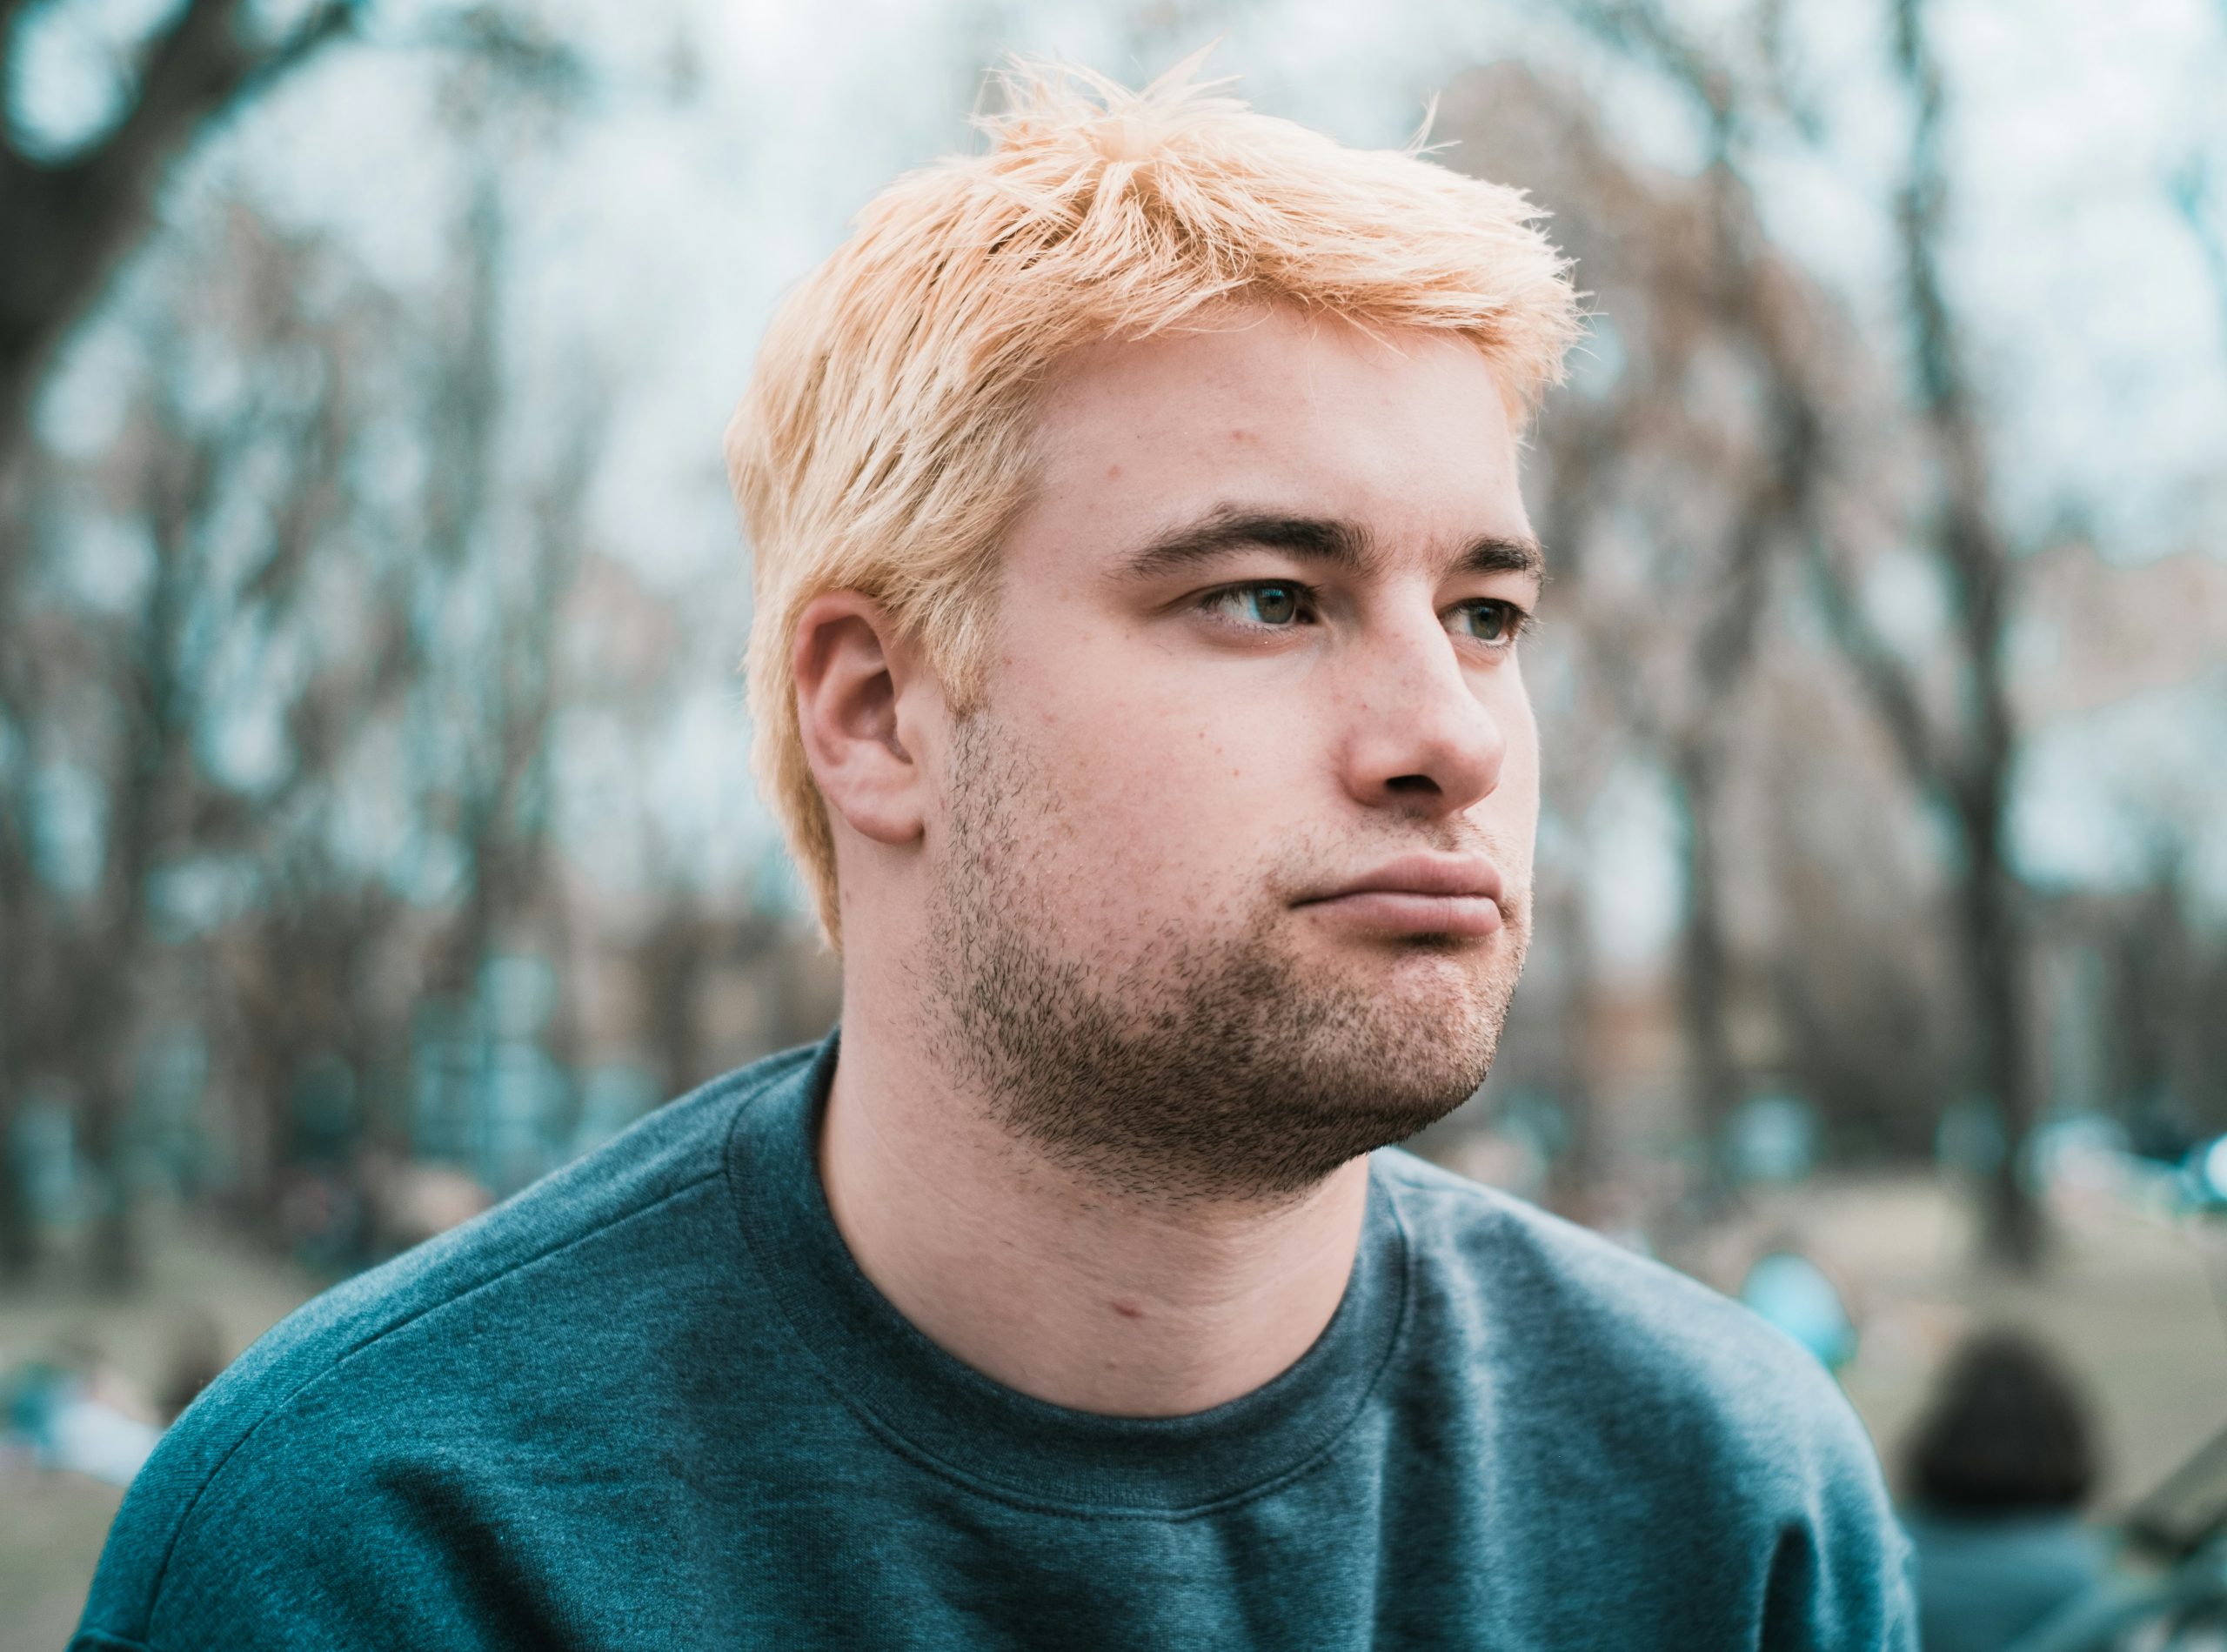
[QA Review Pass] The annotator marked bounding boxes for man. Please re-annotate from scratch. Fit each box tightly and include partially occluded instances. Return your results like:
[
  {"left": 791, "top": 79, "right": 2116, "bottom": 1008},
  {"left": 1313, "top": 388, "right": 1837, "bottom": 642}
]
[{"left": 77, "top": 63, "right": 1913, "bottom": 1649}]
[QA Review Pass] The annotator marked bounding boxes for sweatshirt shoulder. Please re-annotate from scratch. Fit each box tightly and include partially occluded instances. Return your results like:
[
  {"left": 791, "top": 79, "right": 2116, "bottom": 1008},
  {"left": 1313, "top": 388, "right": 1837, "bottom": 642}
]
[
  {"left": 1372, "top": 1147, "right": 1878, "bottom": 1487},
  {"left": 77, "top": 1041, "right": 819, "bottom": 1648},
  {"left": 1376, "top": 1150, "right": 1913, "bottom": 1645}
]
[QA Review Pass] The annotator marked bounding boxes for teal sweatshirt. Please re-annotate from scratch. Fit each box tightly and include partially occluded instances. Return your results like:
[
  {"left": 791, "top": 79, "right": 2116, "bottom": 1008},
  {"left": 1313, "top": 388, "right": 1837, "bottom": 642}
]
[{"left": 76, "top": 1035, "right": 1913, "bottom": 1649}]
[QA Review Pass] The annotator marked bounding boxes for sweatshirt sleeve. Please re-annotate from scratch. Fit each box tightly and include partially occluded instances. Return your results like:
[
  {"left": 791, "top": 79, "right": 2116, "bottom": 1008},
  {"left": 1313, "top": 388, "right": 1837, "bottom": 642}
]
[{"left": 1756, "top": 1397, "right": 1919, "bottom": 1650}]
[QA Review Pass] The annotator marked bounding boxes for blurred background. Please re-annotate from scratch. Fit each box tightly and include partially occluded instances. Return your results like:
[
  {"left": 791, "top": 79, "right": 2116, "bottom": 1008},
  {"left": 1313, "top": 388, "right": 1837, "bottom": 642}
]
[{"left": 2, "top": 0, "right": 2224, "bottom": 1644}]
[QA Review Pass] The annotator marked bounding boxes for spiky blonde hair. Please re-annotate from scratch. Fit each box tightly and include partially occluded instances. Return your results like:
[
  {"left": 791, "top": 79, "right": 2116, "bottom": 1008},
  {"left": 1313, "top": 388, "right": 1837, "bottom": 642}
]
[{"left": 726, "top": 57, "right": 1581, "bottom": 942}]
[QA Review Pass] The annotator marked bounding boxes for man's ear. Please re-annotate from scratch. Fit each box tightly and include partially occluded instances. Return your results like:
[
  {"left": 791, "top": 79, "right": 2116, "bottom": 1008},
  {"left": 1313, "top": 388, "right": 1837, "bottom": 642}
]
[{"left": 792, "top": 592, "right": 933, "bottom": 847}]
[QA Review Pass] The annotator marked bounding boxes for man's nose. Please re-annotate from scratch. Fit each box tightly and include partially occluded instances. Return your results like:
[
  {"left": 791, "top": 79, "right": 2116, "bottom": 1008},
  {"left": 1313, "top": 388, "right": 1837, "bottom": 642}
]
[{"left": 1334, "top": 619, "right": 1508, "bottom": 817}]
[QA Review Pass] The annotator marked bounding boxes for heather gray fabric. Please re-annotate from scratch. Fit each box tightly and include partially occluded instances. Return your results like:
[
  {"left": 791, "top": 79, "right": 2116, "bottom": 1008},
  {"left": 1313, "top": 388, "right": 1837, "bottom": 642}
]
[{"left": 76, "top": 1034, "right": 1914, "bottom": 1649}]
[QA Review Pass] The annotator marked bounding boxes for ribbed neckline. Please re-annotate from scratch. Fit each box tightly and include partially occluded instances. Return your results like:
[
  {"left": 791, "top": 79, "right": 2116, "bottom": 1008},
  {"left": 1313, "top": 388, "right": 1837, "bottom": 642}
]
[{"left": 726, "top": 1033, "right": 1409, "bottom": 1515}]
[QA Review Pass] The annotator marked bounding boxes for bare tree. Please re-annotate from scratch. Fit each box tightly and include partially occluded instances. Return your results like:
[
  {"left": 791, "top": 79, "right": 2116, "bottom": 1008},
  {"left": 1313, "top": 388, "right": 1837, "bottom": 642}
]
[
  {"left": 1562, "top": 0, "right": 2052, "bottom": 1267},
  {"left": 1798, "top": 0, "right": 2039, "bottom": 1264},
  {"left": 0, "top": 134, "right": 594, "bottom": 1277},
  {"left": 0, "top": 0, "right": 364, "bottom": 466},
  {"left": 0, "top": 204, "right": 361, "bottom": 1281}
]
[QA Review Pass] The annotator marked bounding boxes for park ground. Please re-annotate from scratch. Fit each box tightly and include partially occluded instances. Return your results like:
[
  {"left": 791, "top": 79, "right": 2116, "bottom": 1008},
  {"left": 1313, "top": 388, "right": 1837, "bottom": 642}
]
[{"left": 5, "top": 1172, "right": 2225, "bottom": 1650}]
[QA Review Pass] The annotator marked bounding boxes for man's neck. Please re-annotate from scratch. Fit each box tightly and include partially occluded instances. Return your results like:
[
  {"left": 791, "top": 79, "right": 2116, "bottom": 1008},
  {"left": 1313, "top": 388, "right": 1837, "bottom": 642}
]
[{"left": 816, "top": 1002, "right": 1373, "bottom": 1418}]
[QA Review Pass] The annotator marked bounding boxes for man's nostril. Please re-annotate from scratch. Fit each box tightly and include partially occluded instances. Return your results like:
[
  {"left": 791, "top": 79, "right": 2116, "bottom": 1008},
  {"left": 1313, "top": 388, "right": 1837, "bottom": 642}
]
[{"left": 1386, "top": 773, "right": 1440, "bottom": 794}]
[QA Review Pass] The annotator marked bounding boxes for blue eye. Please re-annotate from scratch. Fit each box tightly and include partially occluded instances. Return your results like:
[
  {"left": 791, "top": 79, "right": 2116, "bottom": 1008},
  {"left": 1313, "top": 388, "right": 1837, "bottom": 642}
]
[
  {"left": 1450, "top": 600, "right": 1522, "bottom": 645},
  {"left": 1209, "top": 583, "right": 1310, "bottom": 626}
]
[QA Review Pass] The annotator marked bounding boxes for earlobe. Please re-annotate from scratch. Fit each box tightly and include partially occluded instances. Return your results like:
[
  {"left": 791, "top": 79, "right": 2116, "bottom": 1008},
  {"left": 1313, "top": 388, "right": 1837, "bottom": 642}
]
[{"left": 792, "top": 593, "right": 928, "bottom": 847}]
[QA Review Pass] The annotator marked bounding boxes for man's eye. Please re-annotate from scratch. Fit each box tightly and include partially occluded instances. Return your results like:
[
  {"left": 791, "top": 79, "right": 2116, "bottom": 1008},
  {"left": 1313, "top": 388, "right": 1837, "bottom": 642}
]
[
  {"left": 1448, "top": 599, "right": 1525, "bottom": 645},
  {"left": 1207, "top": 583, "right": 1311, "bottom": 626}
]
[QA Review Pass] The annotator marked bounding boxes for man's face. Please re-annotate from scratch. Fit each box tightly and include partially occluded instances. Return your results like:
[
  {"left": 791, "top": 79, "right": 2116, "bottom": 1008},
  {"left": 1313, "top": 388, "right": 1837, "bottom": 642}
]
[{"left": 923, "top": 306, "right": 1542, "bottom": 1202}]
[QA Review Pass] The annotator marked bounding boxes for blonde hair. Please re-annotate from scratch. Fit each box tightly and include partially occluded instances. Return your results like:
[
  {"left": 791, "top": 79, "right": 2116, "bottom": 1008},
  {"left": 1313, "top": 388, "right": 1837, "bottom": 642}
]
[{"left": 726, "top": 57, "right": 1581, "bottom": 941}]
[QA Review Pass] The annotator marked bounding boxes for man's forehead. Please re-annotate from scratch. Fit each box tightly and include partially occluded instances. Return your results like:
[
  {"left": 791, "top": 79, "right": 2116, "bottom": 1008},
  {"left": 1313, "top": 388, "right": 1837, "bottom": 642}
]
[
  {"left": 1036, "top": 308, "right": 1513, "bottom": 431},
  {"left": 1019, "top": 313, "right": 1534, "bottom": 575}
]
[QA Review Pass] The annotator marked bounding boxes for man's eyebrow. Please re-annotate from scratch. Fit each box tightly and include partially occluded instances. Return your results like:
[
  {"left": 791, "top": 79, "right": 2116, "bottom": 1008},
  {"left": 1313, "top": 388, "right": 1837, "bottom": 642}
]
[
  {"left": 1119, "top": 509, "right": 1373, "bottom": 579},
  {"left": 1453, "top": 534, "right": 1547, "bottom": 580},
  {"left": 1119, "top": 507, "right": 1547, "bottom": 584}
]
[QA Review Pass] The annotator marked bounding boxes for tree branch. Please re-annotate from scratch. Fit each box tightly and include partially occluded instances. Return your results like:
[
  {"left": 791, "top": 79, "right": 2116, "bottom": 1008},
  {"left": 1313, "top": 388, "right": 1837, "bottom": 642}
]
[
  {"left": 0, "top": 0, "right": 365, "bottom": 466},
  {"left": 1799, "top": 515, "right": 1949, "bottom": 793}
]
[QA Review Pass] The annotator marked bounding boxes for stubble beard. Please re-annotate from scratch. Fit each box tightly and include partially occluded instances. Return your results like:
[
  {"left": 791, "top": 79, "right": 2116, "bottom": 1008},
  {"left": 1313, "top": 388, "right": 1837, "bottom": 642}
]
[{"left": 925, "top": 718, "right": 1530, "bottom": 1207}]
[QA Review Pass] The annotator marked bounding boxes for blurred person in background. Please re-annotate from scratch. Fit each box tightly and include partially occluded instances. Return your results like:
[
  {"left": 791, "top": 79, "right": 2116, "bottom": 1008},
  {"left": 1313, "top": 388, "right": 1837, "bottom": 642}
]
[
  {"left": 1740, "top": 1240, "right": 1861, "bottom": 1374},
  {"left": 3, "top": 1333, "right": 160, "bottom": 1489},
  {"left": 74, "top": 59, "right": 1912, "bottom": 1650},
  {"left": 1901, "top": 1328, "right": 2115, "bottom": 1651}
]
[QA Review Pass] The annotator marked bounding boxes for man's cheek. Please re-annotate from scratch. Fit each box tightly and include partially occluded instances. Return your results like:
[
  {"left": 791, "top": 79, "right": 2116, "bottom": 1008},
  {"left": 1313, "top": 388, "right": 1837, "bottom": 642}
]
[{"left": 1059, "top": 745, "right": 1240, "bottom": 894}]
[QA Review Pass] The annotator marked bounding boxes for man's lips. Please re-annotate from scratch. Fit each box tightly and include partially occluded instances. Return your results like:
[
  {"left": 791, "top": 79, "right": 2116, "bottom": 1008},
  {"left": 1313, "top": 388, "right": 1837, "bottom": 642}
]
[{"left": 1291, "top": 854, "right": 1507, "bottom": 939}]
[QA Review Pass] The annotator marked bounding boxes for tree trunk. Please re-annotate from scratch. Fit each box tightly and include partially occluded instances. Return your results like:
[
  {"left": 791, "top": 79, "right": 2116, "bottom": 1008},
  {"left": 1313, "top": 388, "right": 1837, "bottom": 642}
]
[
  {"left": 77, "top": 1073, "right": 140, "bottom": 1289},
  {"left": 1675, "top": 739, "right": 1740, "bottom": 1207},
  {"left": 1960, "top": 778, "right": 2043, "bottom": 1267},
  {"left": 1545, "top": 884, "right": 1608, "bottom": 1223},
  {"left": 0, "top": 1087, "right": 37, "bottom": 1277}
]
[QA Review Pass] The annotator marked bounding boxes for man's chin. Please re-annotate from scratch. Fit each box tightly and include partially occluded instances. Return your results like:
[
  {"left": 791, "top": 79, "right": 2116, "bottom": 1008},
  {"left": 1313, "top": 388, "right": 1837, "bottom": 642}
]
[
  {"left": 1301, "top": 927, "right": 1515, "bottom": 1012},
  {"left": 1281, "top": 930, "right": 1523, "bottom": 1094}
]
